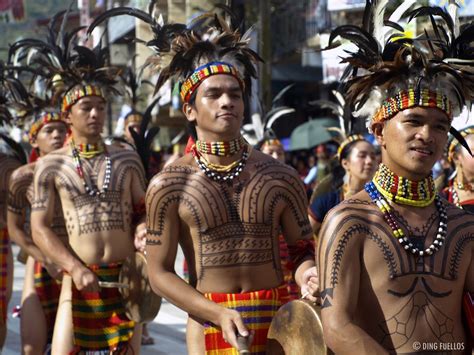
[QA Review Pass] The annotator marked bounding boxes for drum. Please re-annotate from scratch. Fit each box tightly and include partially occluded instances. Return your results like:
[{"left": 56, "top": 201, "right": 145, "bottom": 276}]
[
  {"left": 99, "top": 252, "right": 162, "bottom": 323},
  {"left": 267, "top": 299, "right": 329, "bottom": 355}
]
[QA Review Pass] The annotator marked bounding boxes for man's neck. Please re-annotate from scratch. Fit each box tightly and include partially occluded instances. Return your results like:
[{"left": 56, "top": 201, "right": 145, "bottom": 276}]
[
  {"left": 381, "top": 160, "right": 431, "bottom": 182},
  {"left": 71, "top": 134, "right": 103, "bottom": 146}
]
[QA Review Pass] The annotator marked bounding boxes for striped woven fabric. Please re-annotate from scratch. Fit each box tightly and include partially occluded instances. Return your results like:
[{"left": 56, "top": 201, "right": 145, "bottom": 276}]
[
  {"left": 0, "top": 228, "right": 9, "bottom": 325},
  {"left": 204, "top": 284, "right": 289, "bottom": 355},
  {"left": 71, "top": 263, "right": 135, "bottom": 353},
  {"left": 34, "top": 261, "right": 61, "bottom": 342}
]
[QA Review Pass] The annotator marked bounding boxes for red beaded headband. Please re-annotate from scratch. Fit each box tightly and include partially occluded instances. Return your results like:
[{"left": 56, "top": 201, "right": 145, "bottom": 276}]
[
  {"left": 29, "top": 112, "right": 66, "bottom": 143},
  {"left": 62, "top": 84, "right": 105, "bottom": 112},
  {"left": 373, "top": 88, "right": 453, "bottom": 125},
  {"left": 180, "top": 61, "right": 244, "bottom": 103}
]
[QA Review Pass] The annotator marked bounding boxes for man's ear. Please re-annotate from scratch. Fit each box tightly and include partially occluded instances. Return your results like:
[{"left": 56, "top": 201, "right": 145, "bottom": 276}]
[
  {"left": 30, "top": 139, "right": 39, "bottom": 149},
  {"left": 371, "top": 121, "right": 385, "bottom": 147},
  {"left": 63, "top": 110, "right": 72, "bottom": 125},
  {"left": 182, "top": 102, "right": 196, "bottom": 123}
]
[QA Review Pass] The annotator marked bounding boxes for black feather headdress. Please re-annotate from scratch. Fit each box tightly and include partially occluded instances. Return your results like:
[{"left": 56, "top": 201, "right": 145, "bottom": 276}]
[
  {"left": 324, "top": 0, "right": 474, "bottom": 140},
  {"left": 120, "top": 64, "right": 160, "bottom": 177},
  {"left": 10, "top": 8, "right": 120, "bottom": 112},
  {"left": 87, "top": 3, "right": 262, "bottom": 100}
]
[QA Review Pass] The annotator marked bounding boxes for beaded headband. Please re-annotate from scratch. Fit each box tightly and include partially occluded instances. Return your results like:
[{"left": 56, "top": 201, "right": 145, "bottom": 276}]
[
  {"left": 261, "top": 139, "right": 284, "bottom": 149},
  {"left": 62, "top": 85, "right": 105, "bottom": 112},
  {"left": 180, "top": 61, "right": 244, "bottom": 103},
  {"left": 448, "top": 127, "right": 474, "bottom": 162},
  {"left": 125, "top": 113, "right": 143, "bottom": 125},
  {"left": 337, "top": 134, "right": 366, "bottom": 161},
  {"left": 28, "top": 112, "right": 66, "bottom": 143},
  {"left": 372, "top": 88, "right": 453, "bottom": 125}
]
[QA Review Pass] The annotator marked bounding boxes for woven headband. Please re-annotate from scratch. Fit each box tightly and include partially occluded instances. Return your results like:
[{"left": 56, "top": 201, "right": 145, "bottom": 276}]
[
  {"left": 62, "top": 85, "right": 105, "bottom": 112},
  {"left": 180, "top": 61, "right": 244, "bottom": 103},
  {"left": 29, "top": 112, "right": 66, "bottom": 143},
  {"left": 372, "top": 88, "right": 453, "bottom": 125},
  {"left": 337, "top": 134, "right": 367, "bottom": 161}
]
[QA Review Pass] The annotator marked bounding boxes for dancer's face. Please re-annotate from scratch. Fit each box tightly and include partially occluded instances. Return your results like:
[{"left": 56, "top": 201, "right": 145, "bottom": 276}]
[
  {"left": 32, "top": 121, "right": 68, "bottom": 156},
  {"left": 454, "top": 134, "right": 474, "bottom": 178},
  {"left": 261, "top": 143, "right": 285, "bottom": 162},
  {"left": 66, "top": 95, "right": 106, "bottom": 139},
  {"left": 183, "top": 74, "right": 244, "bottom": 141},
  {"left": 373, "top": 107, "right": 450, "bottom": 180},
  {"left": 341, "top": 140, "right": 376, "bottom": 183}
]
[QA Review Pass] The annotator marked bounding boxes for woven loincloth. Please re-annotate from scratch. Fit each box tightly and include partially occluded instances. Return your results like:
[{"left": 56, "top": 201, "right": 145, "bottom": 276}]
[
  {"left": 34, "top": 261, "right": 61, "bottom": 342},
  {"left": 70, "top": 263, "right": 135, "bottom": 354},
  {"left": 204, "top": 284, "right": 289, "bottom": 355}
]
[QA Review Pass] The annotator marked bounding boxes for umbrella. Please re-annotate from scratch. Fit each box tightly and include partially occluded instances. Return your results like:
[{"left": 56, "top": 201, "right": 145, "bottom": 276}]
[{"left": 289, "top": 118, "right": 339, "bottom": 151}]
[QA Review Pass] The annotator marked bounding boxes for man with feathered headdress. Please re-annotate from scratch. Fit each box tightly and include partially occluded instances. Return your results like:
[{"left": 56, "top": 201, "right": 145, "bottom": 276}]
[
  {"left": 88, "top": 4, "right": 319, "bottom": 353},
  {"left": 0, "top": 73, "right": 23, "bottom": 350},
  {"left": 17, "top": 10, "right": 148, "bottom": 354},
  {"left": 7, "top": 88, "right": 68, "bottom": 354},
  {"left": 318, "top": 1, "right": 474, "bottom": 353}
]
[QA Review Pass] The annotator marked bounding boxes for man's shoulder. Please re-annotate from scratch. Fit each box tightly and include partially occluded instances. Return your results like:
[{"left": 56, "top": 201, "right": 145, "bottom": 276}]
[
  {"left": 108, "top": 144, "right": 141, "bottom": 161},
  {"left": 148, "top": 155, "right": 197, "bottom": 189},
  {"left": 10, "top": 164, "right": 34, "bottom": 184}
]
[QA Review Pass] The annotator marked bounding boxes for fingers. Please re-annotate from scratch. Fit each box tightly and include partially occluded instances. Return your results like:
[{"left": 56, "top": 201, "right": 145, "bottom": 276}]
[{"left": 233, "top": 314, "right": 249, "bottom": 338}]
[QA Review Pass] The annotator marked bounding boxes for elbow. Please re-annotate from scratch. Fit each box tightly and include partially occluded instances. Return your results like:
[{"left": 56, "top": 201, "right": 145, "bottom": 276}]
[{"left": 322, "top": 313, "right": 350, "bottom": 353}]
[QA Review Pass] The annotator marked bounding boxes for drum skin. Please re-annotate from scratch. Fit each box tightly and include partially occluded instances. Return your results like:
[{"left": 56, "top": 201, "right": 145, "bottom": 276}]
[
  {"left": 267, "top": 299, "right": 329, "bottom": 354},
  {"left": 118, "top": 252, "right": 162, "bottom": 323}
]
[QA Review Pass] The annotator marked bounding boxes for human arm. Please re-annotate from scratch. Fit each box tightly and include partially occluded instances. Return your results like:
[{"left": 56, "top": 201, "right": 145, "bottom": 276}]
[
  {"left": 280, "top": 171, "right": 318, "bottom": 299},
  {"left": 145, "top": 173, "right": 249, "bottom": 350},
  {"left": 129, "top": 152, "right": 148, "bottom": 252},
  {"left": 317, "top": 208, "right": 388, "bottom": 354},
  {"left": 7, "top": 168, "right": 45, "bottom": 262},
  {"left": 30, "top": 158, "right": 98, "bottom": 291}
]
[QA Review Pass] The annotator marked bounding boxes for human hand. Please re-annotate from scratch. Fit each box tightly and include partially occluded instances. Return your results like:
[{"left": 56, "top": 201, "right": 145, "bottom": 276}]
[
  {"left": 301, "top": 266, "right": 319, "bottom": 303},
  {"left": 43, "top": 259, "right": 63, "bottom": 281},
  {"left": 70, "top": 265, "right": 99, "bottom": 292},
  {"left": 217, "top": 309, "right": 254, "bottom": 352}
]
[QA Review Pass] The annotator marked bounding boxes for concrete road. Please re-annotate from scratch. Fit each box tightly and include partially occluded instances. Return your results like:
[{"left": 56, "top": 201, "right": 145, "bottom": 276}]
[{"left": 3, "top": 245, "right": 188, "bottom": 354}]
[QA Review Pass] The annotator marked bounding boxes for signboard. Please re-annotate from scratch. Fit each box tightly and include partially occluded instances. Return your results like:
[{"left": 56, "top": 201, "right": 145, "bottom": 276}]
[
  {"left": 327, "top": 0, "right": 365, "bottom": 12},
  {"left": 429, "top": 0, "right": 474, "bottom": 17},
  {"left": 0, "top": 0, "right": 25, "bottom": 23}
]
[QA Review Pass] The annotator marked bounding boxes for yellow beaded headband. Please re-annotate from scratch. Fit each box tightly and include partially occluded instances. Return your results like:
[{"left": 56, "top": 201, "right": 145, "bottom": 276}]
[
  {"left": 28, "top": 112, "right": 66, "bottom": 143},
  {"left": 261, "top": 139, "right": 283, "bottom": 149},
  {"left": 125, "top": 113, "right": 143, "bottom": 125},
  {"left": 62, "top": 85, "right": 105, "bottom": 112},
  {"left": 180, "top": 61, "right": 244, "bottom": 103},
  {"left": 337, "top": 134, "right": 366, "bottom": 161},
  {"left": 373, "top": 88, "right": 453, "bottom": 125},
  {"left": 448, "top": 127, "right": 474, "bottom": 162}
]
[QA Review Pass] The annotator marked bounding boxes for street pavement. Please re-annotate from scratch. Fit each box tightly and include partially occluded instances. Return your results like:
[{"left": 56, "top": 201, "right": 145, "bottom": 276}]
[{"left": 3, "top": 245, "right": 188, "bottom": 354}]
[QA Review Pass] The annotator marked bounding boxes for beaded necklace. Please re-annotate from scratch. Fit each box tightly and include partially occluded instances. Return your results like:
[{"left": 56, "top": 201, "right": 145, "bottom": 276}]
[
  {"left": 372, "top": 163, "right": 436, "bottom": 207},
  {"left": 456, "top": 179, "right": 473, "bottom": 192},
  {"left": 195, "top": 136, "right": 246, "bottom": 157},
  {"left": 70, "top": 140, "right": 112, "bottom": 197},
  {"left": 365, "top": 181, "right": 447, "bottom": 257},
  {"left": 192, "top": 144, "right": 250, "bottom": 183},
  {"left": 449, "top": 186, "right": 462, "bottom": 208},
  {"left": 75, "top": 142, "right": 105, "bottom": 159}
]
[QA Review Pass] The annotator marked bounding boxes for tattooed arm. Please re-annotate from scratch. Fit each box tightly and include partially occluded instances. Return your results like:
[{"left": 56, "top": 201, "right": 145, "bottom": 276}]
[
  {"left": 146, "top": 171, "right": 249, "bottom": 350},
  {"left": 31, "top": 158, "right": 98, "bottom": 291},
  {"left": 318, "top": 206, "right": 388, "bottom": 354},
  {"left": 128, "top": 152, "right": 148, "bottom": 251},
  {"left": 280, "top": 169, "right": 317, "bottom": 292},
  {"left": 7, "top": 167, "right": 45, "bottom": 262}
]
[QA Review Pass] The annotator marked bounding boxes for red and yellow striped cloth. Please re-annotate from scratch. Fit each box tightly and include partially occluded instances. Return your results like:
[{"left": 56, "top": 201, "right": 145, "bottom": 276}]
[
  {"left": 0, "top": 228, "right": 9, "bottom": 326},
  {"left": 71, "top": 263, "right": 135, "bottom": 354},
  {"left": 204, "top": 284, "right": 289, "bottom": 355},
  {"left": 34, "top": 261, "right": 61, "bottom": 342}
]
